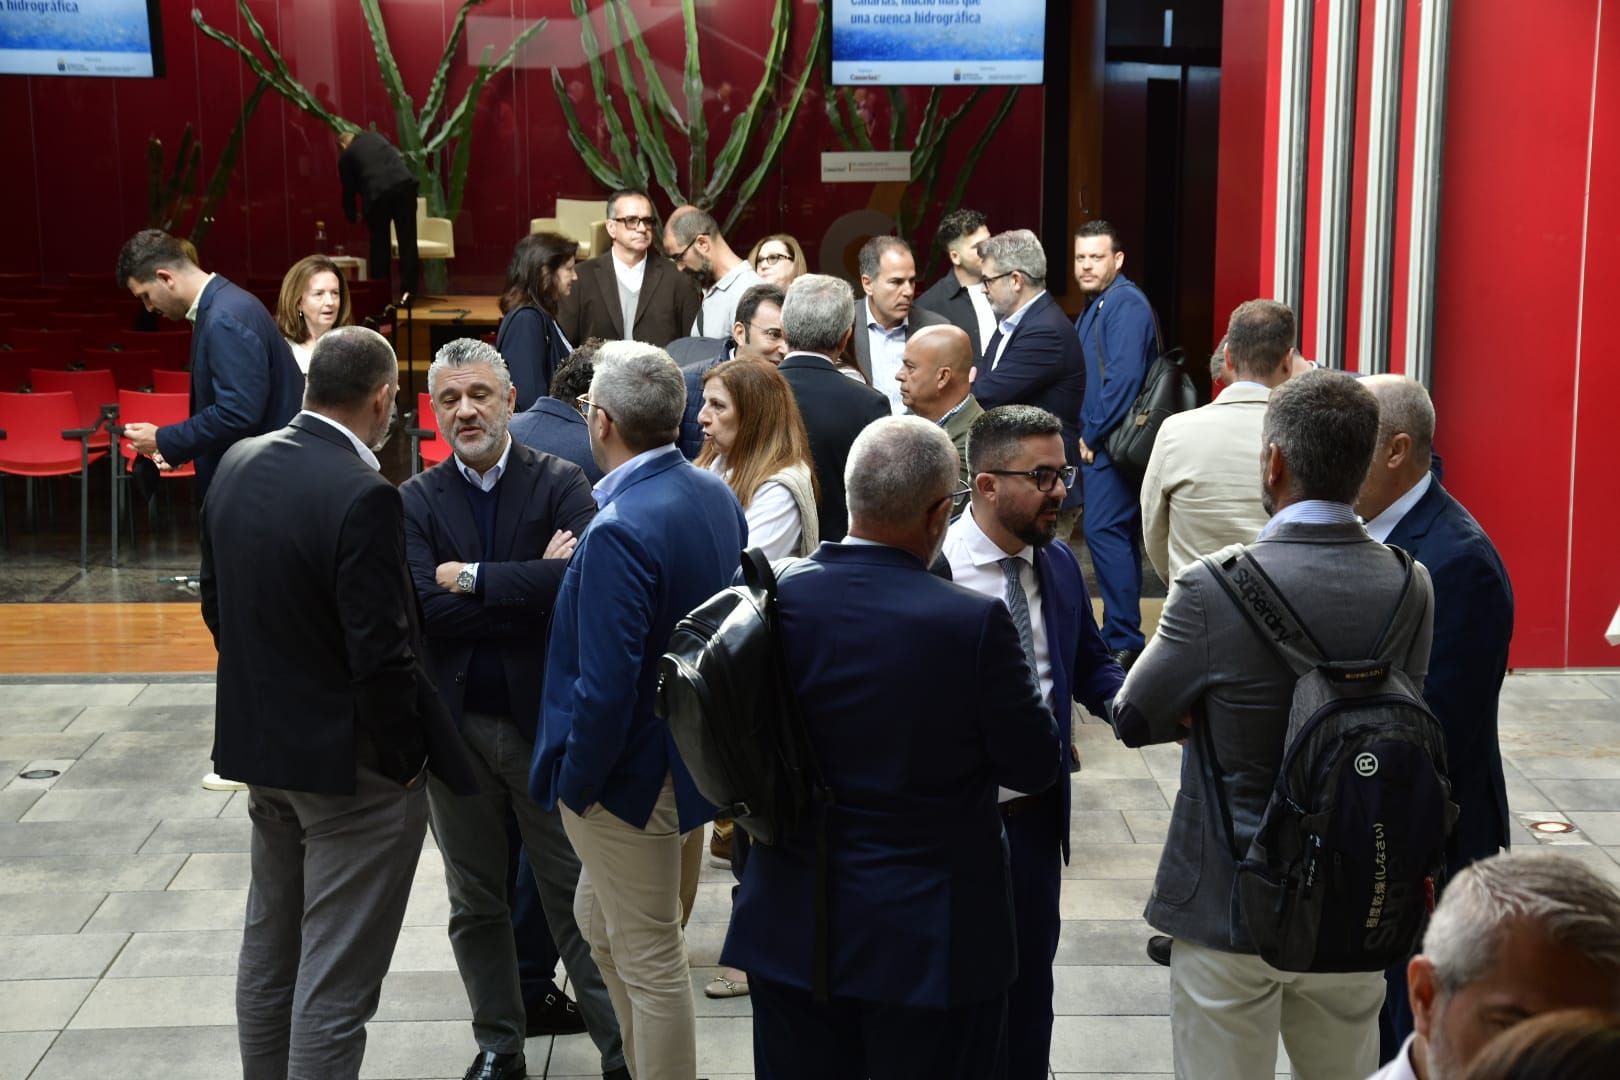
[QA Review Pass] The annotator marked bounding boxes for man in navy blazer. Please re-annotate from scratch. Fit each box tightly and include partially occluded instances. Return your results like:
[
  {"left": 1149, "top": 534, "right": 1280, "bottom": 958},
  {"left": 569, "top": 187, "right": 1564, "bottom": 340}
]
[
  {"left": 531, "top": 341, "right": 746, "bottom": 1080},
  {"left": 1357, "top": 375, "right": 1515, "bottom": 1058},
  {"left": 677, "top": 283, "right": 788, "bottom": 458},
  {"left": 724, "top": 416, "right": 1061, "bottom": 1080},
  {"left": 509, "top": 342, "right": 604, "bottom": 483},
  {"left": 970, "top": 231, "right": 1085, "bottom": 529},
  {"left": 940, "top": 405, "right": 1125, "bottom": 1080},
  {"left": 117, "top": 229, "right": 303, "bottom": 497}
]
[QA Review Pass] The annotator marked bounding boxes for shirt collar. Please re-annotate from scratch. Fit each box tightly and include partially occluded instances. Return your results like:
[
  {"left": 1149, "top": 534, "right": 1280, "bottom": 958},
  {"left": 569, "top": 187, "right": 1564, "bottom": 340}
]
[
  {"left": 840, "top": 535, "right": 891, "bottom": 547},
  {"left": 298, "top": 409, "right": 381, "bottom": 471},
  {"left": 591, "top": 443, "right": 682, "bottom": 507},
  {"left": 454, "top": 435, "right": 513, "bottom": 493},
  {"left": 1363, "top": 471, "right": 1432, "bottom": 543},
  {"left": 1257, "top": 499, "right": 1361, "bottom": 540},
  {"left": 706, "top": 261, "right": 752, "bottom": 297},
  {"left": 185, "top": 273, "right": 217, "bottom": 323},
  {"left": 933, "top": 392, "right": 973, "bottom": 427},
  {"left": 1226, "top": 380, "right": 1271, "bottom": 392},
  {"left": 957, "top": 505, "right": 1034, "bottom": 567},
  {"left": 864, "top": 298, "right": 907, "bottom": 336},
  {"left": 997, "top": 289, "right": 1046, "bottom": 336}
]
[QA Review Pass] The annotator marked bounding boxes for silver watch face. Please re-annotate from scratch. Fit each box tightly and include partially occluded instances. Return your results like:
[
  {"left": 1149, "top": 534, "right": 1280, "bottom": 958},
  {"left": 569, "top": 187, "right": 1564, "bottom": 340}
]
[{"left": 457, "top": 567, "right": 475, "bottom": 592}]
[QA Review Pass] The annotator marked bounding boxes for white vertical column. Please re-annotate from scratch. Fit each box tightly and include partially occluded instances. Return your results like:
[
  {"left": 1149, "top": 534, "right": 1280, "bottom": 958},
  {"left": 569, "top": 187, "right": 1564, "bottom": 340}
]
[
  {"left": 1272, "top": 0, "right": 1315, "bottom": 316},
  {"left": 1314, "top": 0, "right": 1360, "bottom": 370},
  {"left": 1357, "top": 0, "right": 1407, "bottom": 374},
  {"left": 1402, "top": 0, "right": 1453, "bottom": 387}
]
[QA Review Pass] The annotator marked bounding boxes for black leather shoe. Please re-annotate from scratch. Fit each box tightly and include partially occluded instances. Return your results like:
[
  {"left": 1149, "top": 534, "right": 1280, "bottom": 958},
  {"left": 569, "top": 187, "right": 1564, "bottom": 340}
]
[
  {"left": 1147, "top": 934, "right": 1173, "bottom": 967},
  {"left": 525, "top": 988, "right": 587, "bottom": 1037},
  {"left": 1111, "top": 647, "right": 1141, "bottom": 672},
  {"left": 463, "top": 1050, "right": 525, "bottom": 1080},
  {"left": 603, "top": 1068, "right": 631, "bottom": 1080}
]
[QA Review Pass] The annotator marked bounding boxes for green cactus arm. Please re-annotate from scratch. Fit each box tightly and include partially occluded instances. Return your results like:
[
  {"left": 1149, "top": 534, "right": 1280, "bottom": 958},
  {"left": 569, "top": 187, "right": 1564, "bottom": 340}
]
[
  {"left": 841, "top": 84, "right": 874, "bottom": 152},
  {"left": 702, "top": 0, "right": 790, "bottom": 207},
  {"left": 551, "top": 67, "right": 634, "bottom": 192},
  {"left": 604, "top": 0, "right": 677, "bottom": 204},
  {"left": 425, "top": 15, "right": 548, "bottom": 155},
  {"left": 443, "top": 60, "right": 495, "bottom": 220},
  {"left": 190, "top": 10, "right": 352, "bottom": 132},
  {"left": 721, "top": 0, "right": 824, "bottom": 233},
  {"left": 909, "top": 88, "right": 943, "bottom": 174},
  {"left": 825, "top": 90, "right": 857, "bottom": 151},
  {"left": 941, "top": 87, "right": 1021, "bottom": 216},
  {"left": 565, "top": 0, "right": 639, "bottom": 186},
  {"left": 227, "top": 0, "right": 319, "bottom": 116},
  {"left": 612, "top": 0, "right": 686, "bottom": 136},
  {"left": 191, "top": 78, "right": 270, "bottom": 247},
  {"left": 356, "top": 0, "right": 425, "bottom": 161},
  {"left": 887, "top": 87, "right": 908, "bottom": 151},
  {"left": 169, "top": 125, "right": 196, "bottom": 195},
  {"left": 418, "top": 0, "right": 481, "bottom": 136},
  {"left": 680, "top": 0, "right": 706, "bottom": 198},
  {"left": 146, "top": 138, "right": 164, "bottom": 224},
  {"left": 914, "top": 86, "right": 986, "bottom": 172}
]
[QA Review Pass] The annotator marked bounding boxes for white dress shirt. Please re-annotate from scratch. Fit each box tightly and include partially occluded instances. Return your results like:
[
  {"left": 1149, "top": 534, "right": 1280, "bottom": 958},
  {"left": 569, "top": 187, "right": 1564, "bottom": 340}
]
[
  {"left": 298, "top": 410, "right": 380, "bottom": 472},
  {"left": 990, "top": 289, "right": 1046, "bottom": 370},
  {"left": 707, "top": 457, "right": 802, "bottom": 559},
  {"left": 1363, "top": 472, "right": 1433, "bottom": 544},
  {"left": 967, "top": 280, "right": 997, "bottom": 354},
  {"left": 453, "top": 435, "right": 513, "bottom": 494},
  {"left": 287, "top": 338, "right": 314, "bottom": 375},
  {"left": 942, "top": 507, "right": 1053, "bottom": 802},
  {"left": 1366, "top": 1035, "right": 1420, "bottom": 1080},
  {"left": 863, "top": 299, "right": 911, "bottom": 414},
  {"left": 185, "top": 273, "right": 218, "bottom": 323}
]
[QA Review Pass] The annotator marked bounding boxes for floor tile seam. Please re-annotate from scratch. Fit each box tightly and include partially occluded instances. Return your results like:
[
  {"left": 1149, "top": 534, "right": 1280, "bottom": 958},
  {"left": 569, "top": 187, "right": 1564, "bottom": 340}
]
[{"left": 19, "top": 1027, "right": 65, "bottom": 1080}]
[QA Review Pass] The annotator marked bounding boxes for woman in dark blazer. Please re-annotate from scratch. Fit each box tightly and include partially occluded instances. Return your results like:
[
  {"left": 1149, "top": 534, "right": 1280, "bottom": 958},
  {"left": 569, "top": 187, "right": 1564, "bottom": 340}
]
[{"left": 495, "top": 232, "right": 577, "bottom": 410}]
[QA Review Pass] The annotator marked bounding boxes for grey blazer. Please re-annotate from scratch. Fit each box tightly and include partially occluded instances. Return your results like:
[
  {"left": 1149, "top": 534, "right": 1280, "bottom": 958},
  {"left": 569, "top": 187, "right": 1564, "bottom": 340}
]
[
  {"left": 1111, "top": 520, "right": 1434, "bottom": 951},
  {"left": 849, "top": 301, "right": 950, "bottom": 384}
]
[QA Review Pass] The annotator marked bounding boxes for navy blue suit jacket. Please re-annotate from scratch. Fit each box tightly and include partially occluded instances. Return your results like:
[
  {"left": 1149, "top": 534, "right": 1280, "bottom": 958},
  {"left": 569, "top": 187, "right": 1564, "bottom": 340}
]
[
  {"left": 677, "top": 339, "right": 735, "bottom": 460},
  {"left": 509, "top": 396, "right": 604, "bottom": 483},
  {"left": 1385, "top": 480, "right": 1514, "bottom": 871},
  {"left": 400, "top": 443, "right": 597, "bottom": 740},
  {"left": 1075, "top": 274, "right": 1157, "bottom": 457},
  {"left": 721, "top": 542, "right": 1061, "bottom": 1008},
  {"left": 530, "top": 446, "right": 747, "bottom": 830},
  {"left": 155, "top": 276, "right": 303, "bottom": 495},
  {"left": 972, "top": 292, "right": 1085, "bottom": 508},
  {"left": 495, "top": 304, "right": 572, "bottom": 411}
]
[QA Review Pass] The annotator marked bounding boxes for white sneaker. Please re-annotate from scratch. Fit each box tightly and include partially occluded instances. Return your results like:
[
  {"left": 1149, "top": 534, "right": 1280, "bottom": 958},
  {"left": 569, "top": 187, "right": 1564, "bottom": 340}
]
[{"left": 202, "top": 773, "right": 248, "bottom": 792}]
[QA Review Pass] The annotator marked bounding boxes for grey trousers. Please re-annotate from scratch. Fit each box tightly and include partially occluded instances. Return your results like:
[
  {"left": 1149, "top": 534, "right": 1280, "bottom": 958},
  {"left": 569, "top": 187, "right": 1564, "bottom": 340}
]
[
  {"left": 427, "top": 709, "right": 625, "bottom": 1069},
  {"left": 237, "top": 763, "right": 428, "bottom": 1080}
]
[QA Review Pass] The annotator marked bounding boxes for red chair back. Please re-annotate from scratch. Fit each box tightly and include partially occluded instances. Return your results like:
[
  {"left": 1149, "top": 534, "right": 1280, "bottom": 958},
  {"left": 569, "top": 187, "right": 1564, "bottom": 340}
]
[
  {"left": 11, "top": 328, "right": 85, "bottom": 366},
  {"left": 0, "top": 298, "right": 60, "bottom": 328},
  {"left": 115, "top": 328, "right": 191, "bottom": 370},
  {"left": 0, "top": 272, "right": 40, "bottom": 295},
  {"left": 47, "top": 312, "right": 124, "bottom": 346},
  {"left": 116, "top": 390, "right": 196, "bottom": 476},
  {"left": 85, "top": 348, "right": 162, "bottom": 391},
  {"left": 151, "top": 368, "right": 191, "bottom": 394},
  {"left": 417, "top": 391, "right": 451, "bottom": 466},
  {"left": 0, "top": 312, "right": 13, "bottom": 347},
  {"left": 30, "top": 368, "right": 116, "bottom": 448},
  {"left": 0, "top": 349, "right": 46, "bottom": 392},
  {"left": 0, "top": 391, "right": 105, "bottom": 474}
]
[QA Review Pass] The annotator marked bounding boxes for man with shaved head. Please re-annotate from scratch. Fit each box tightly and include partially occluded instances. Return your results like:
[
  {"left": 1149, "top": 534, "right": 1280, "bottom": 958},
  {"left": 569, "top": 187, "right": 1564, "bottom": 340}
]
[
  {"left": 662, "top": 205, "right": 760, "bottom": 338},
  {"left": 1356, "top": 373, "right": 1516, "bottom": 1062},
  {"left": 895, "top": 323, "right": 982, "bottom": 484}
]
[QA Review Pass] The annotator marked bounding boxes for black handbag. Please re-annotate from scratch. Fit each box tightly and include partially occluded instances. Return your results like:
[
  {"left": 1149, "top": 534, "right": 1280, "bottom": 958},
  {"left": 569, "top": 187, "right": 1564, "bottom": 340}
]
[{"left": 1090, "top": 283, "right": 1199, "bottom": 486}]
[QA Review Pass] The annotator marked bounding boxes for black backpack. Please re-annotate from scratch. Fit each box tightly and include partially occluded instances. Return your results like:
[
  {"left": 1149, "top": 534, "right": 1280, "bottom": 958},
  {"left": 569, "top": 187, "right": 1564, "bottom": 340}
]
[
  {"left": 1199, "top": 545, "right": 1457, "bottom": 973},
  {"left": 1089, "top": 281, "right": 1199, "bottom": 486}
]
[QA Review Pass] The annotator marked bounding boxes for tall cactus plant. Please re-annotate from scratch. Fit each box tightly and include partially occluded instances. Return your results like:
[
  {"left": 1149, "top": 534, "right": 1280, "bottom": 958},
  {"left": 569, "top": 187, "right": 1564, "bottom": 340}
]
[
  {"left": 147, "top": 77, "right": 270, "bottom": 249},
  {"left": 555, "top": 0, "right": 824, "bottom": 233}
]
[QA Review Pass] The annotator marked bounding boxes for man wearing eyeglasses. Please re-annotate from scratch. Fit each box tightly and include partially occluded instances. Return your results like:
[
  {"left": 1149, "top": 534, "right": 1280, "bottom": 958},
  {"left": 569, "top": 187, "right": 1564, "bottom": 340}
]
[
  {"left": 663, "top": 206, "right": 763, "bottom": 339},
  {"left": 676, "top": 284, "right": 788, "bottom": 458},
  {"left": 555, "top": 189, "right": 701, "bottom": 348},
  {"left": 940, "top": 404, "right": 1126, "bottom": 1080}
]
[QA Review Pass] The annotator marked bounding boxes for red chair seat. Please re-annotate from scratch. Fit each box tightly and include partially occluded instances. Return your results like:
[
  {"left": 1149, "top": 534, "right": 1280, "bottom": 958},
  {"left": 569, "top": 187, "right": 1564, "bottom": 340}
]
[
  {"left": 116, "top": 390, "right": 196, "bottom": 477},
  {"left": 151, "top": 369, "right": 191, "bottom": 394},
  {"left": 30, "top": 368, "right": 117, "bottom": 450},
  {"left": 416, "top": 391, "right": 451, "bottom": 466},
  {"left": 0, "top": 391, "right": 108, "bottom": 474}
]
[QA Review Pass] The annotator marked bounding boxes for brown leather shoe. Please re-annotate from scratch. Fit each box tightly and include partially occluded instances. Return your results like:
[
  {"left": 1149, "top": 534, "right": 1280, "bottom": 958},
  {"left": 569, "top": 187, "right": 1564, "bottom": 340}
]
[{"left": 708, "top": 823, "right": 732, "bottom": 869}]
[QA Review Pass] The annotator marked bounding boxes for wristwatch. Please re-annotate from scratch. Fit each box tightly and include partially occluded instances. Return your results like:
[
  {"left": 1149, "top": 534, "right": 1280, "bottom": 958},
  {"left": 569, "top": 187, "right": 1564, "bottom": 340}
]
[{"left": 455, "top": 563, "right": 478, "bottom": 594}]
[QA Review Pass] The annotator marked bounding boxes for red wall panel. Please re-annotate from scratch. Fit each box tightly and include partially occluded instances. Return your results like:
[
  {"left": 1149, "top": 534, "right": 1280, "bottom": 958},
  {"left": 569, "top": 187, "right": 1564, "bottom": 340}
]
[{"left": 1213, "top": 0, "right": 1280, "bottom": 328}]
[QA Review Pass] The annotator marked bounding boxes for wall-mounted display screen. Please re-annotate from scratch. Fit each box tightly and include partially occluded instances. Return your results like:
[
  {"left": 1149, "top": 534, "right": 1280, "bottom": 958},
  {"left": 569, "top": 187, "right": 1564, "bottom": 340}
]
[
  {"left": 829, "top": 0, "right": 1044, "bottom": 86},
  {"left": 0, "top": 0, "right": 164, "bottom": 78}
]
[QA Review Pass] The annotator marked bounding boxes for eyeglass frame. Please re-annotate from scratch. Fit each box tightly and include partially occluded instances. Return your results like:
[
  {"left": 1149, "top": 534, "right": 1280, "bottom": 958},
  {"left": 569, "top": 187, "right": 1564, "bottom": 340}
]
[
  {"left": 980, "top": 465, "right": 1076, "bottom": 493},
  {"left": 744, "top": 321, "right": 786, "bottom": 343},
  {"left": 756, "top": 251, "right": 794, "bottom": 268},
  {"left": 670, "top": 232, "right": 709, "bottom": 261},
  {"left": 930, "top": 480, "right": 974, "bottom": 513},
  {"left": 574, "top": 394, "right": 614, "bottom": 423},
  {"left": 609, "top": 215, "right": 657, "bottom": 232},
  {"left": 979, "top": 270, "right": 1017, "bottom": 292}
]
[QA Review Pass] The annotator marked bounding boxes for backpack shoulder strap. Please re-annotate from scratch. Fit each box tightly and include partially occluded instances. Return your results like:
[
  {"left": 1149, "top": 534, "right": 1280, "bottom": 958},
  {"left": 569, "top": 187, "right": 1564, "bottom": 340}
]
[
  {"left": 1371, "top": 545, "right": 1424, "bottom": 662},
  {"left": 1198, "top": 547, "right": 1329, "bottom": 676}
]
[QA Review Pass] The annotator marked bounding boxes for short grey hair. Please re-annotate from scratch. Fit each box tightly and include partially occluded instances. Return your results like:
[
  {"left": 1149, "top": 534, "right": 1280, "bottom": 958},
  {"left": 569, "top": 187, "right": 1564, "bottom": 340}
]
[
  {"left": 1423, "top": 851, "right": 1620, "bottom": 995},
  {"left": 976, "top": 229, "right": 1046, "bottom": 286},
  {"left": 858, "top": 235, "right": 912, "bottom": 280},
  {"left": 1262, "top": 368, "right": 1379, "bottom": 505},
  {"left": 781, "top": 274, "right": 856, "bottom": 355},
  {"left": 1363, "top": 374, "right": 1436, "bottom": 467},
  {"left": 845, "top": 416, "right": 958, "bottom": 529},
  {"left": 667, "top": 206, "right": 717, "bottom": 248},
  {"left": 427, "top": 338, "right": 511, "bottom": 396},
  {"left": 590, "top": 340, "right": 686, "bottom": 452}
]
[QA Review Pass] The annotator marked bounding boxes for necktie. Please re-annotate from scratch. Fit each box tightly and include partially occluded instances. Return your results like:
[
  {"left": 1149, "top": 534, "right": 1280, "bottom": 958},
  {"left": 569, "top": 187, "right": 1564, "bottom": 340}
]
[{"left": 999, "top": 556, "right": 1040, "bottom": 690}]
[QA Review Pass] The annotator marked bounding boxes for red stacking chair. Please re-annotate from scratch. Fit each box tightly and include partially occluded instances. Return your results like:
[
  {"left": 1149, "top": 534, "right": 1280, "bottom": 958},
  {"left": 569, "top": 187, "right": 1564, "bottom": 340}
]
[
  {"left": 0, "top": 298, "right": 59, "bottom": 328},
  {"left": 0, "top": 349, "right": 46, "bottom": 392},
  {"left": 406, "top": 391, "right": 451, "bottom": 474},
  {"left": 0, "top": 272, "right": 40, "bottom": 294},
  {"left": 30, "top": 368, "right": 117, "bottom": 451},
  {"left": 84, "top": 348, "right": 162, "bottom": 391},
  {"left": 112, "top": 388, "right": 196, "bottom": 562},
  {"left": 0, "top": 390, "right": 112, "bottom": 567},
  {"left": 47, "top": 312, "right": 124, "bottom": 348},
  {"left": 151, "top": 369, "right": 191, "bottom": 394},
  {"left": 11, "top": 328, "right": 85, "bottom": 367},
  {"left": 115, "top": 328, "right": 190, "bottom": 370}
]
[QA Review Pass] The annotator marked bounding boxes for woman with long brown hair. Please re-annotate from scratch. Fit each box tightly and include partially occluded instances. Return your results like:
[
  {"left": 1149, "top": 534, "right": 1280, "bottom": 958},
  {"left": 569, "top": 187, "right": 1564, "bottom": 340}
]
[
  {"left": 276, "top": 255, "right": 352, "bottom": 374},
  {"left": 496, "top": 231, "right": 577, "bottom": 409}
]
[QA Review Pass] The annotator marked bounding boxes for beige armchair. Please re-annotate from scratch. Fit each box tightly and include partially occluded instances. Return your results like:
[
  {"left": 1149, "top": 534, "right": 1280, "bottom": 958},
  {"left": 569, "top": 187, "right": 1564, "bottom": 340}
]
[
  {"left": 531, "top": 197, "right": 608, "bottom": 259},
  {"left": 391, "top": 197, "right": 454, "bottom": 260}
]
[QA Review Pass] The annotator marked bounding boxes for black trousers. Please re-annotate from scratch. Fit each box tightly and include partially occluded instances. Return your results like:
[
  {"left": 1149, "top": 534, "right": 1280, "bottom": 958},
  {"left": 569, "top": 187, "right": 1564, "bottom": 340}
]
[
  {"left": 366, "top": 180, "right": 419, "bottom": 300},
  {"left": 750, "top": 973, "right": 1008, "bottom": 1080},
  {"left": 1003, "top": 790, "right": 1065, "bottom": 1080}
]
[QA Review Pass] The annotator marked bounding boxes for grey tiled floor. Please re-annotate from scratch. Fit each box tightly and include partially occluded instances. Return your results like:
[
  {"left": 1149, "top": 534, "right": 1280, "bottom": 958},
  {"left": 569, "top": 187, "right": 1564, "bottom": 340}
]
[{"left": 2, "top": 673, "right": 1618, "bottom": 1079}]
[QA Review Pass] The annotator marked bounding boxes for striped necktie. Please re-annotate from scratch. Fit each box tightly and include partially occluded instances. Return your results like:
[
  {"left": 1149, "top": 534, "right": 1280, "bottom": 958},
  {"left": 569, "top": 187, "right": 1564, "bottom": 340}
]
[{"left": 999, "top": 556, "right": 1040, "bottom": 688}]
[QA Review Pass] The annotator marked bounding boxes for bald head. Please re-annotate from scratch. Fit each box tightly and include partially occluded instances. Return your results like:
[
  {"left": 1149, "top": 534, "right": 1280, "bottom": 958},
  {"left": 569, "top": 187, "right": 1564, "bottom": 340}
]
[
  {"left": 1355, "top": 374, "right": 1437, "bottom": 522},
  {"left": 896, "top": 324, "right": 973, "bottom": 420}
]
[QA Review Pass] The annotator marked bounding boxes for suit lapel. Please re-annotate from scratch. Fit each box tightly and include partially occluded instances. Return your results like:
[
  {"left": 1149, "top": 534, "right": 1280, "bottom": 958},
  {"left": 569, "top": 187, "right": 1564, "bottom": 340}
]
[
  {"left": 593, "top": 260, "right": 624, "bottom": 339},
  {"left": 1385, "top": 479, "right": 1446, "bottom": 551},
  {"left": 1034, "top": 545, "right": 1076, "bottom": 734},
  {"left": 428, "top": 462, "right": 483, "bottom": 560},
  {"left": 853, "top": 311, "right": 872, "bottom": 380},
  {"left": 633, "top": 258, "right": 663, "bottom": 337}
]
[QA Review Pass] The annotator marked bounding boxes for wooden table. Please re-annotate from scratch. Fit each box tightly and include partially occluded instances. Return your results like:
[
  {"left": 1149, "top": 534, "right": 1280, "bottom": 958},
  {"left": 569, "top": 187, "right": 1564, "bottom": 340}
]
[{"left": 394, "top": 295, "right": 504, "bottom": 400}]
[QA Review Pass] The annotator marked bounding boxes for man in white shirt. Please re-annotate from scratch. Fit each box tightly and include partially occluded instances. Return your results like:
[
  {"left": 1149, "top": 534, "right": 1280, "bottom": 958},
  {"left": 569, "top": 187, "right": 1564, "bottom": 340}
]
[
  {"left": 662, "top": 206, "right": 762, "bottom": 339},
  {"left": 915, "top": 208, "right": 997, "bottom": 366},
  {"left": 555, "top": 190, "right": 700, "bottom": 348},
  {"left": 1368, "top": 852, "right": 1620, "bottom": 1080},
  {"left": 849, "top": 235, "right": 948, "bottom": 411}
]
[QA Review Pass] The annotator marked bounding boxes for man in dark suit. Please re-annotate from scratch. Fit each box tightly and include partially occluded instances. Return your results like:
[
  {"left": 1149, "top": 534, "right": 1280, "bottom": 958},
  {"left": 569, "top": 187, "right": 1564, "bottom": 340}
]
[
  {"left": 555, "top": 190, "right": 701, "bottom": 348},
  {"left": 915, "top": 207, "right": 994, "bottom": 367},
  {"left": 510, "top": 340, "right": 605, "bottom": 483},
  {"left": 199, "top": 326, "right": 477, "bottom": 1080},
  {"left": 941, "top": 405, "right": 1125, "bottom": 1080},
  {"left": 849, "top": 236, "right": 950, "bottom": 412},
  {"left": 531, "top": 341, "right": 747, "bottom": 1080},
  {"left": 1109, "top": 370, "right": 1435, "bottom": 1080},
  {"left": 337, "top": 129, "right": 420, "bottom": 302},
  {"left": 777, "top": 274, "right": 890, "bottom": 541},
  {"left": 402, "top": 339, "right": 626, "bottom": 1080},
  {"left": 969, "top": 229, "right": 1086, "bottom": 536},
  {"left": 723, "top": 416, "right": 1061, "bottom": 1079},
  {"left": 1357, "top": 374, "right": 1515, "bottom": 1060},
  {"left": 677, "top": 283, "right": 788, "bottom": 458},
  {"left": 117, "top": 229, "right": 303, "bottom": 498},
  {"left": 1073, "top": 220, "right": 1159, "bottom": 666}
]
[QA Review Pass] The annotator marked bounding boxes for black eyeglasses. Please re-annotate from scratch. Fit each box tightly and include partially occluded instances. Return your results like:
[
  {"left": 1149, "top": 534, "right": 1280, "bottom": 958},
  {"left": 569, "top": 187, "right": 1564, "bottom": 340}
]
[
  {"left": 575, "top": 394, "right": 614, "bottom": 423},
  {"left": 982, "top": 465, "right": 1076, "bottom": 492},
  {"left": 610, "top": 215, "right": 657, "bottom": 231},
  {"left": 746, "top": 322, "right": 785, "bottom": 342},
  {"left": 980, "top": 271, "right": 1016, "bottom": 291},
  {"left": 671, "top": 233, "right": 708, "bottom": 260},
  {"left": 756, "top": 252, "right": 793, "bottom": 267}
]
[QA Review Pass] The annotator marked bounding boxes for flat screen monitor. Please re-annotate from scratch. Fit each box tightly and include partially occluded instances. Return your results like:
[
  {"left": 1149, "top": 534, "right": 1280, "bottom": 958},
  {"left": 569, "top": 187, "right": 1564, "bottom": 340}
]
[
  {"left": 829, "top": 0, "right": 1044, "bottom": 86},
  {"left": 0, "top": 0, "right": 164, "bottom": 78}
]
